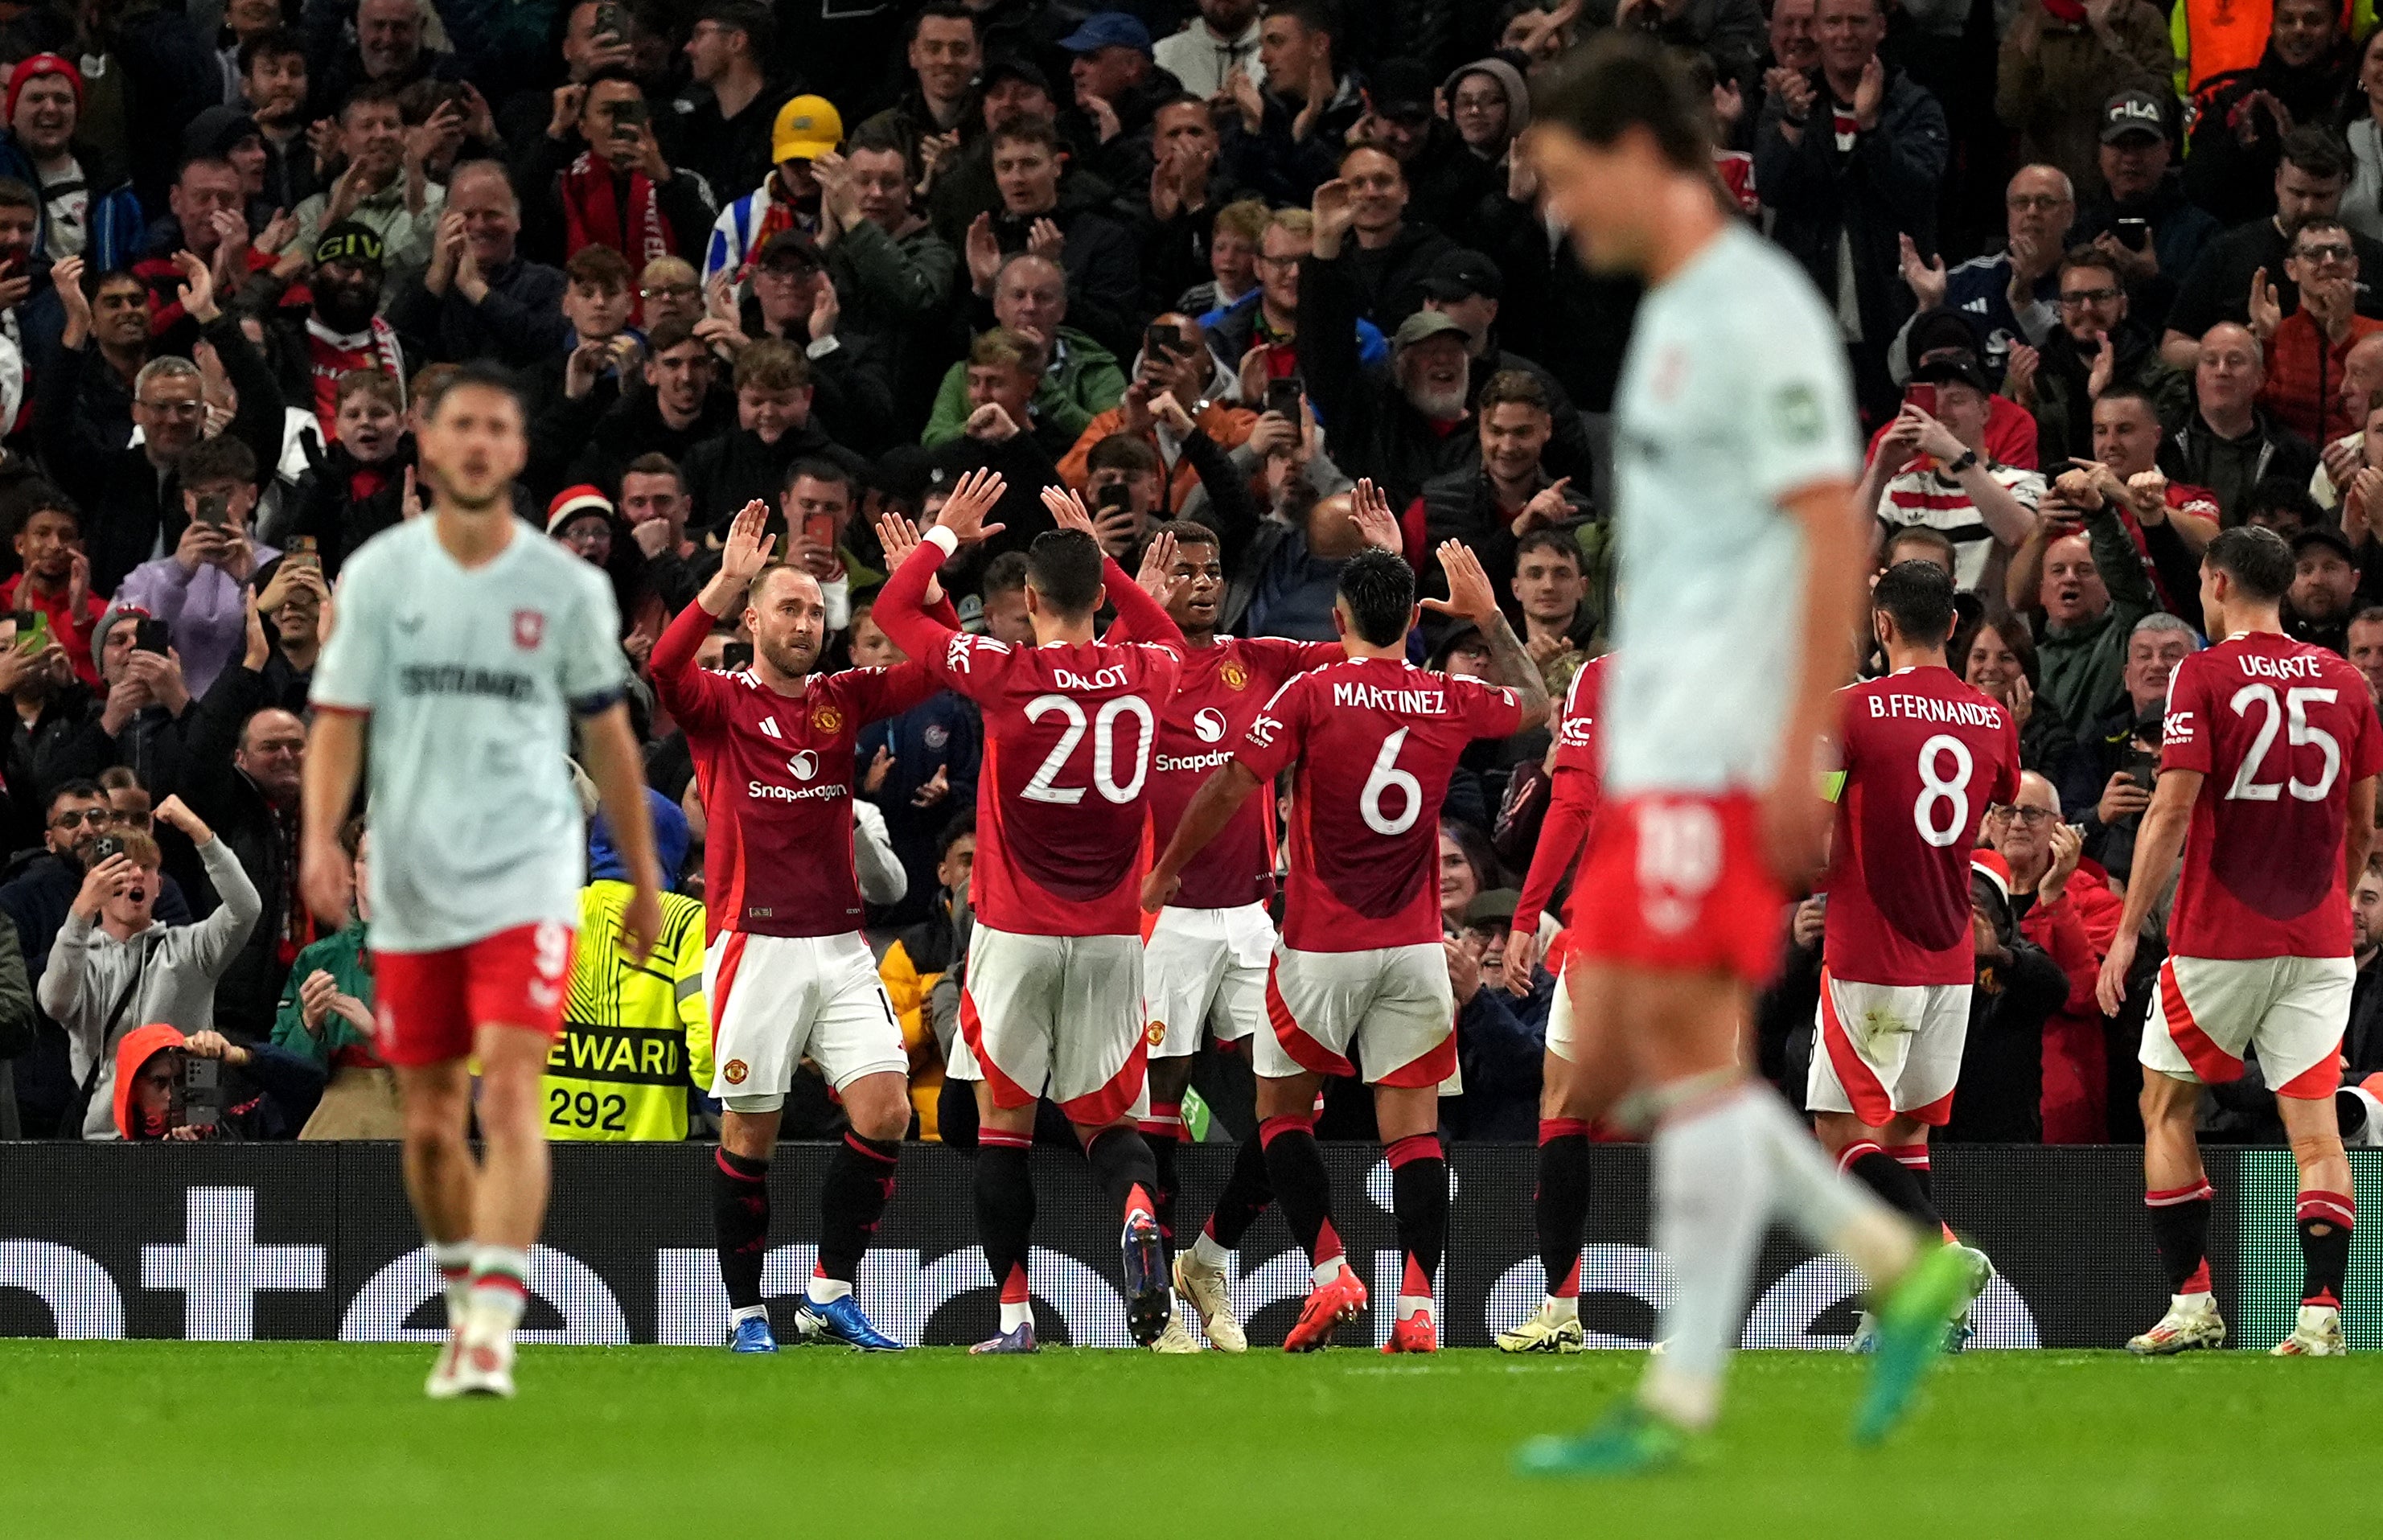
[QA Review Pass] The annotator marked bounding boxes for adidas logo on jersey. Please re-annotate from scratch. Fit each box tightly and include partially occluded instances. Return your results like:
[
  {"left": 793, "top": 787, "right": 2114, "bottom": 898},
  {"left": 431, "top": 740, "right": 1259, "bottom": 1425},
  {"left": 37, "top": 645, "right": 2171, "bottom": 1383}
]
[{"left": 758, "top": 717, "right": 783, "bottom": 739}]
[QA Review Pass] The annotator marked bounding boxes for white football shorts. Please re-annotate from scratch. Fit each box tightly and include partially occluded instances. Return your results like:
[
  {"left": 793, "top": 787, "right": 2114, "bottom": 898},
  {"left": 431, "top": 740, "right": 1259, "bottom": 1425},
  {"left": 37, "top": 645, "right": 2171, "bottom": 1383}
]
[
  {"left": 1256, "top": 942, "right": 1454, "bottom": 1088},
  {"left": 1143, "top": 901, "right": 1272, "bottom": 1059},
  {"left": 2138, "top": 953, "right": 2352, "bottom": 1097},
  {"left": 1804, "top": 969, "right": 1970, "bottom": 1127},
  {"left": 951, "top": 922, "right": 1150, "bottom": 1126},
  {"left": 706, "top": 930, "right": 907, "bottom": 1113}
]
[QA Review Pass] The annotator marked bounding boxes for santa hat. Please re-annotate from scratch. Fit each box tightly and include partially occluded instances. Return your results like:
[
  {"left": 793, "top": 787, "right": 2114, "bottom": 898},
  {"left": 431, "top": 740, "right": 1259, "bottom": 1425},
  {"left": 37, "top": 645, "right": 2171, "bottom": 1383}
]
[
  {"left": 1969, "top": 848, "right": 2013, "bottom": 904},
  {"left": 545, "top": 484, "right": 614, "bottom": 535},
  {"left": 7, "top": 55, "right": 84, "bottom": 123}
]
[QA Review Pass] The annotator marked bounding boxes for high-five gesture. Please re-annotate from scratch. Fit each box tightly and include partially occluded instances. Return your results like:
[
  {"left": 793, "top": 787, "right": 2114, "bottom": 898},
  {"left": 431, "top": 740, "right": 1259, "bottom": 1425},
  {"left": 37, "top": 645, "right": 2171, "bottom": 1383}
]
[
  {"left": 936, "top": 466, "right": 1009, "bottom": 544},
  {"left": 1135, "top": 528, "right": 1181, "bottom": 602},
  {"left": 1041, "top": 483, "right": 1095, "bottom": 536},
  {"left": 1348, "top": 478, "right": 1403, "bottom": 554},
  {"left": 874, "top": 509, "right": 944, "bottom": 606},
  {"left": 1423, "top": 539, "right": 1499, "bottom": 626},
  {"left": 697, "top": 500, "right": 774, "bottom": 617}
]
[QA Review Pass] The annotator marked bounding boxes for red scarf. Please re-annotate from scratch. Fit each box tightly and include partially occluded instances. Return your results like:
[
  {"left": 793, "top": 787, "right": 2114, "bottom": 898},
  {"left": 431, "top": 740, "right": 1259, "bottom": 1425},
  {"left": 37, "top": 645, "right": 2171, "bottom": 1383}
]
[
  {"left": 305, "top": 317, "right": 405, "bottom": 437},
  {"left": 560, "top": 151, "right": 672, "bottom": 266}
]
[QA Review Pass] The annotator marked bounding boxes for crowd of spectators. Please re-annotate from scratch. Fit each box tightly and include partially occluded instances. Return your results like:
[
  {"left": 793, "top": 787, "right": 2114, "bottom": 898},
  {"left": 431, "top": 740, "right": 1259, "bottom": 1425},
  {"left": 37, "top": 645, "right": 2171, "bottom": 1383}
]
[{"left": 0, "top": 0, "right": 2370, "bottom": 1149}]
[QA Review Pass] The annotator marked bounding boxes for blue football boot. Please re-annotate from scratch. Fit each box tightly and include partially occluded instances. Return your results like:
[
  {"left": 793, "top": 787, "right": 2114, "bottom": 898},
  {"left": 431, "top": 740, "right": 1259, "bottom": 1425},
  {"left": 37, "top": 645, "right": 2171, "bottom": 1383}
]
[
  {"left": 794, "top": 1294, "right": 904, "bottom": 1351},
  {"left": 729, "top": 1314, "right": 778, "bottom": 1353}
]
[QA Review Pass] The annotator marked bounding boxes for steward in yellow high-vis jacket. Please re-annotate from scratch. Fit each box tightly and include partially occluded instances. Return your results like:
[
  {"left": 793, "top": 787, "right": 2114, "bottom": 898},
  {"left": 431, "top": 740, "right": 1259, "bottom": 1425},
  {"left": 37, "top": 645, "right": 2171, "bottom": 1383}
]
[{"left": 544, "top": 794, "right": 710, "bottom": 1140}]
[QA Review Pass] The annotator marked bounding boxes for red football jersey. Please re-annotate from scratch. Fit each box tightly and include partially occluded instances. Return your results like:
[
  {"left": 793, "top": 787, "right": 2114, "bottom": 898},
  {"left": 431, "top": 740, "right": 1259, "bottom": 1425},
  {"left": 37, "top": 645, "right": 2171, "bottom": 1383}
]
[
  {"left": 877, "top": 532, "right": 1185, "bottom": 938},
  {"left": 651, "top": 600, "right": 941, "bottom": 938},
  {"left": 1239, "top": 655, "right": 1524, "bottom": 951},
  {"left": 2161, "top": 631, "right": 2383, "bottom": 959},
  {"left": 1822, "top": 666, "right": 2020, "bottom": 985},
  {"left": 1146, "top": 636, "right": 1339, "bottom": 910},
  {"left": 1517, "top": 655, "right": 1609, "bottom": 935}
]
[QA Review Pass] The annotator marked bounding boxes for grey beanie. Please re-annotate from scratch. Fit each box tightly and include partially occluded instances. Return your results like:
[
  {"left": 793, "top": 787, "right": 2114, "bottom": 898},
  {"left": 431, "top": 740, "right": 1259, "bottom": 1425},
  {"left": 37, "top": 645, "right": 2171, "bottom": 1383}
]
[{"left": 1442, "top": 56, "right": 1531, "bottom": 138}]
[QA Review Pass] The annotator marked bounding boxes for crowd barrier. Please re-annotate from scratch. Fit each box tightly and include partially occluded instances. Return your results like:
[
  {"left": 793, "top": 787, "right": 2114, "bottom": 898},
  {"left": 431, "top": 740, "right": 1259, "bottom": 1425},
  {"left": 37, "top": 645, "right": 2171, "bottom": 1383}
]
[{"left": 0, "top": 1144, "right": 2372, "bottom": 1350}]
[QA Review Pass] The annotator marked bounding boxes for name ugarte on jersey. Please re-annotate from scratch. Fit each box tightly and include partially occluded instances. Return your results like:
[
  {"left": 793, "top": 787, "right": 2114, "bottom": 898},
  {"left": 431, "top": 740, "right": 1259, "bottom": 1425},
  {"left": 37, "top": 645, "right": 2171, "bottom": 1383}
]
[
  {"left": 1863, "top": 693, "right": 2006, "bottom": 726},
  {"left": 2240, "top": 653, "right": 2327, "bottom": 683},
  {"left": 397, "top": 663, "right": 537, "bottom": 702}
]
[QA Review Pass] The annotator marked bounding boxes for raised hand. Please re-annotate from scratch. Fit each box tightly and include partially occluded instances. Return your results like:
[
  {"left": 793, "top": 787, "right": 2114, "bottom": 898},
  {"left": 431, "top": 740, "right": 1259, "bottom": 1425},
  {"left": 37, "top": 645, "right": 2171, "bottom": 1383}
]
[
  {"left": 1135, "top": 528, "right": 1178, "bottom": 599},
  {"left": 1898, "top": 233, "right": 1947, "bottom": 311},
  {"left": 936, "top": 466, "right": 1009, "bottom": 544},
  {"left": 1421, "top": 538, "right": 1498, "bottom": 625},
  {"left": 2248, "top": 266, "right": 2282, "bottom": 339},
  {"left": 967, "top": 211, "right": 1003, "bottom": 294},
  {"left": 875, "top": 509, "right": 944, "bottom": 604},
  {"left": 1041, "top": 483, "right": 1095, "bottom": 535},
  {"left": 1027, "top": 217, "right": 1066, "bottom": 262},
  {"left": 1349, "top": 478, "right": 1403, "bottom": 552},
  {"left": 1312, "top": 177, "right": 1355, "bottom": 254},
  {"left": 963, "top": 401, "right": 1020, "bottom": 442},
  {"left": 1148, "top": 390, "right": 1195, "bottom": 437},
  {"left": 718, "top": 499, "right": 775, "bottom": 586},
  {"left": 173, "top": 250, "right": 219, "bottom": 326}
]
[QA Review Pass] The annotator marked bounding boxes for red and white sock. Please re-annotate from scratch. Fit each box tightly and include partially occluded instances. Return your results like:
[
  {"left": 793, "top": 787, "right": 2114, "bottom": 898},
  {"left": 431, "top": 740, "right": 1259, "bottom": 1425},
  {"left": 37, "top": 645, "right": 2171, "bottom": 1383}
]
[
  {"left": 433, "top": 1239, "right": 474, "bottom": 1324},
  {"left": 1310, "top": 1219, "right": 1347, "bottom": 1287},
  {"left": 468, "top": 1245, "right": 530, "bottom": 1332},
  {"left": 998, "top": 1263, "right": 1033, "bottom": 1333},
  {"left": 1397, "top": 1256, "right": 1433, "bottom": 1324},
  {"left": 805, "top": 1263, "right": 853, "bottom": 1306}
]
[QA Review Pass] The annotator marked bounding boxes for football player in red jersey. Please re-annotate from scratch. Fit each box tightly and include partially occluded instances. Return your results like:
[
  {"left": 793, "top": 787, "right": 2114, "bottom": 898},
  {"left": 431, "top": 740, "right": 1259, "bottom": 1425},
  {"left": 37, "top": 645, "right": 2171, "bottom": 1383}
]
[
  {"left": 2098, "top": 526, "right": 2383, "bottom": 1357},
  {"left": 651, "top": 501, "right": 963, "bottom": 1355},
  {"left": 1495, "top": 650, "right": 1610, "bottom": 1353},
  {"left": 1147, "top": 503, "right": 1403, "bottom": 1353},
  {"left": 1144, "top": 534, "right": 1550, "bottom": 1353},
  {"left": 875, "top": 469, "right": 1192, "bottom": 1353},
  {"left": 1806, "top": 561, "right": 2019, "bottom": 1347}
]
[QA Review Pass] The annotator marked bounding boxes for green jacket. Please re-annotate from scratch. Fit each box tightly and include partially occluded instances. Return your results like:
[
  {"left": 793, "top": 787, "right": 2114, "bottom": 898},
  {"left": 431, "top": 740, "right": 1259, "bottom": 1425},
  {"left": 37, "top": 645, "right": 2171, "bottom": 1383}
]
[
  {"left": 2036, "top": 504, "right": 2157, "bottom": 739},
  {"left": 922, "top": 326, "right": 1124, "bottom": 450},
  {"left": 271, "top": 920, "right": 374, "bottom": 1070},
  {"left": 825, "top": 216, "right": 958, "bottom": 335}
]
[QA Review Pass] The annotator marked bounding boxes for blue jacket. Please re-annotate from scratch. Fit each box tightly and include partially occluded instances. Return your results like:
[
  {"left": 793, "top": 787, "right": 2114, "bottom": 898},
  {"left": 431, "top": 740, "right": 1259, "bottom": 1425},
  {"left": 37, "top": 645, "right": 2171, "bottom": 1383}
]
[
  {"left": 0, "top": 134, "right": 144, "bottom": 271},
  {"left": 858, "top": 691, "right": 980, "bottom": 927},
  {"left": 1444, "top": 976, "right": 1547, "bottom": 1142}
]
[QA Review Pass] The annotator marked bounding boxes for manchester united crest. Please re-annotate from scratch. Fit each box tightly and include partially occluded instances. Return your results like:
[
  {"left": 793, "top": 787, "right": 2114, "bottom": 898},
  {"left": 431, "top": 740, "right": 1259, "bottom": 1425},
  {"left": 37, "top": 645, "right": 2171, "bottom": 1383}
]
[
  {"left": 512, "top": 610, "right": 544, "bottom": 649},
  {"left": 811, "top": 704, "right": 845, "bottom": 735},
  {"left": 1145, "top": 1021, "right": 1166, "bottom": 1047},
  {"left": 1219, "top": 661, "right": 1248, "bottom": 690},
  {"left": 723, "top": 1058, "right": 750, "bottom": 1086}
]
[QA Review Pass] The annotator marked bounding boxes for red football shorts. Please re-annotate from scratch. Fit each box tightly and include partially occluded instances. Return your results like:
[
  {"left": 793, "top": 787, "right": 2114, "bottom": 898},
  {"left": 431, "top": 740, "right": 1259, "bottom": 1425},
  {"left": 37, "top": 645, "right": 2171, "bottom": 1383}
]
[
  {"left": 371, "top": 920, "right": 577, "bottom": 1067},
  {"left": 1569, "top": 793, "right": 1785, "bottom": 986}
]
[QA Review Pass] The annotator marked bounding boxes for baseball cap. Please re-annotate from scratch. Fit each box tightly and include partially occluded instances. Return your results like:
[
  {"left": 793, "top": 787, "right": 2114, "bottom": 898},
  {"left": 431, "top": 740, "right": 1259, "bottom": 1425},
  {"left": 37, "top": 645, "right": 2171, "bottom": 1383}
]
[
  {"left": 1907, "top": 307, "right": 1983, "bottom": 362},
  {"left": 756, "top": 228, "right": 822, "bottom": 270},
  {"left": 181, "top": 104, "right": 261, "bottom": 162},
  {"left": 546, "top": 484, "right": 614, "bottom": 535},
  {"left": 1422, "top": 248, "right": 1504, "bottom": 303},
  {"left": 2100, "top": 88, "right": 2166, "bottom": 145},
  {"left": 1462, "top": 889, "right": 1520, "bottom": 929},
  {"left": 1058, "top": 11, "right": 1153, "bottom": 54},
  {"left": 2293, "top": 524, "right": 2357, "bottom": 564},
  {"left": 1393, "top": 310, "right": 1469, "bottom": 351},
  {"left": 312, "top": 220, "right": 384, "bottom": 270},
  {"left": 1368, "top": 58, "right": 1436, "bottom": 123},
  {"left": 983, "top": 55, "right": 1054, "bottom": 97},
  {"left": 771, "top": 94, "right": 842, "bottom": 165},
  {"left": 1913, "top": 351, "right": 1993, "bottom": 395}
]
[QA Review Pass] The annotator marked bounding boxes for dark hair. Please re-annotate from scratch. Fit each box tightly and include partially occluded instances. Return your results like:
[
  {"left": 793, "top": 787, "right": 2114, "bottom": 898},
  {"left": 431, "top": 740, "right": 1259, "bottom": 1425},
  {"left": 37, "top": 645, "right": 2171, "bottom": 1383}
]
[
  {"left": 1514, "top": 527, "right": 1582, "bottom": 569},
  {"left": 238, "top": 27, "right": 306, "bottom": 74},
  {"left": 646, "top": 315, "right": 702, "bottom": 355},
  {"left": 47, "top": 778, "right": 103, "bottom": 815},
  {"left": 936, "top": 808, "right": 978, "bottom": 860},
  {"left": 694, "top": 0, "right": 774, "bottom": 58},
  {"left": 1871, "top": 559, "right": 1957, "bottom": 647},
  {"left": 783, "top": 457, "right": 854, "bottom": 501},
  {"left": 1337, "top": 548, "right": 1415, "bottom": 647},
  {"left": 583, "top": 64, "right": 643, "bottom": 97},
  {"left": 622, "top": 451, "right": 684, "bottom": 492},
  {"left": 1262, "top": 0, "right": 1339, "bottom": 60},
  {"left": 1477, "top": 369, "right": 1550, "bottom": 415},
  {"left": 2279, "top": 125, "right": 2351, "bottom": 182},
  {"left": 340, "top": 80, "right": 406, "bottom": 122},
  {"left": 844, "top": 121, "right": 914, "bottom": 175},
  {"left": 982, "top": 550, "right": 1030, "bottom": 598},
  {"left": 7, "top": 482, "right": 78, "bottom": 539},
  {"left": 97, "top": 766, "right": 143, "bottom": 795},
  {"left": 2056, "top": 244, "right": 2119, "bottom": 284},
  {"left": 566, "top": 244, "right": 634, "bottom": 290},
  {"left": 1025, "top": 528, "right": 1104, "bottom": 617},
  {"left": 2204, "top": 524, "right": 2296, "bottom": 602},
  {"left": 1438, "top": 815, "right": 1508, "bottom": 894},
  {"left": 2093, "top": 383, "right": 2163, "bottom": 425},
  {"left": 1157, "top": 517, "right": 1218, "bottom": 552},
  {"left": 1530, "top": 31, "right": 1709, "bottom": 172},
  {"left": 2352, "top": 604, "right": 2383, "bottom": 630},
  {"left": 990, "top": 114, "right": 1064, "bottom": 157},
  {"left": 1087, "top": 433, "right": 1160, "bottom": 477},
  {"left": 179, "top": 434, "right": 258, "bottom": 490},
  {"left": 2241, "top": 476, "right": 2320, "bottom": 531},
  {"left": 2287, "top": 213, "right": 2352, "bottom": 250},
  {"left": 1880, "top": 523, "right": 1954, "bottom": 569},
  {"left": 422, "top": 361, "right": 524, "bottom": 419},
  {"left": 1337, "top": 142, "right": 1403, "bottom": 179},
  {"left": 1950, "top": 612, "right": 2040, "bottom": 690},
  {"left": 175, "top": 153, "right": 239, "bottom": 187},
  {"left": 0, "top": 176, "right": 33, "bottom": 216},
  {"left": 908, "top": 1, "right": 977, "bottom": 44}
]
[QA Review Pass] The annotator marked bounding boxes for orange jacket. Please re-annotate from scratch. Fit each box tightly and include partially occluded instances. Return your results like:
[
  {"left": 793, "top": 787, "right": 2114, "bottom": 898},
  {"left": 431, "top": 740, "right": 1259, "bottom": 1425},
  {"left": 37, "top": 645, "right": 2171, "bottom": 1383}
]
[{"left": 1055, "top": 401, "right": 1258, "bottom": 513}]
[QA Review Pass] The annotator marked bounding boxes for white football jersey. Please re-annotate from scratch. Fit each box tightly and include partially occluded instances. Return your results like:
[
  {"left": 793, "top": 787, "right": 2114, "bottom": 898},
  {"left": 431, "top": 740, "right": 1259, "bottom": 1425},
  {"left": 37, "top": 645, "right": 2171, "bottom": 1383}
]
[
  {"left": 311, "top": 515, "right": 626, "bottom": 951},
  {"left": 1604, "top": 221, "right": 1861, "bottom": 797}
]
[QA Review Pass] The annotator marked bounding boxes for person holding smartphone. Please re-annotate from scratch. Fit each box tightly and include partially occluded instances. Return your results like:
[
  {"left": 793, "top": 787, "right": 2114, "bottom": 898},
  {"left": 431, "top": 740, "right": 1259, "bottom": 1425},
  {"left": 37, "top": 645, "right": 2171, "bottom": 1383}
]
[
  {"left": 104, "top": 435, "right": 276, "bottom": 700},
  {"left": 522, "top": 70, "right": 714, "bottom": 268}
]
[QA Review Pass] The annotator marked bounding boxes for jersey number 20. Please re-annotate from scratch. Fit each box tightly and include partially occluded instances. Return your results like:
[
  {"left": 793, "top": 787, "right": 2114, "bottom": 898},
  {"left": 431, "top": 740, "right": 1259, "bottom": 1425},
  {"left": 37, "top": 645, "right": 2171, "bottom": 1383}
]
[
  {"left": 1021, "top": 693, "right": 1157, "bottom": 805},
  {"left": 2225, "top": 684, "right": 2340, "bottom": 803}
]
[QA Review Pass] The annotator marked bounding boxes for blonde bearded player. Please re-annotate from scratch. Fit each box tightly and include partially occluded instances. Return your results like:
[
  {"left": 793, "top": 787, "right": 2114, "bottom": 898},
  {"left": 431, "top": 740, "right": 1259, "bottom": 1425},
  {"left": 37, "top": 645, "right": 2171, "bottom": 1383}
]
[
  {"left": 1513, "top": 36, "right": 1973, "bottom": 1474},
  {"left": 302, "top": 363, "right": 663, "bottom": 1398}
]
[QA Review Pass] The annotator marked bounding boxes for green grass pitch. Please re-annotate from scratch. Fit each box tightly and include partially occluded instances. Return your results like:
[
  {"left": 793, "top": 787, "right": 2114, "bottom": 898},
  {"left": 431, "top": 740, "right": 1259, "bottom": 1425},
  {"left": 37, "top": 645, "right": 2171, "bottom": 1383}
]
[{"left": 10, "top": 1343, "right": 2381, "bottom": 1538}]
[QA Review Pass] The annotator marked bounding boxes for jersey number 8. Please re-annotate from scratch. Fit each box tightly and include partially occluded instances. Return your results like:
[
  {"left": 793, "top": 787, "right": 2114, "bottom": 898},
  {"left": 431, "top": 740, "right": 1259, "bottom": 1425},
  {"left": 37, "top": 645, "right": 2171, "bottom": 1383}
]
[
  {"left": 2225, "top": 684, "right": 2340, "bottom": 803},
  {"left": 1913, "top": 733, "right": 1974, "bottom": 848},
  {"left": 1021, "top": 693, "right": 1157, "bottom": 805}
]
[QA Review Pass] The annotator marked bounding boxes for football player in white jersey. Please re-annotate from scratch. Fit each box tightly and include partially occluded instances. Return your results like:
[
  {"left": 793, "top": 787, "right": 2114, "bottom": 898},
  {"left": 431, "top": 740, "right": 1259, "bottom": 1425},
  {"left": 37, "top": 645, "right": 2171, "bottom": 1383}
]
[
  {"left": 1512, "top": 36, "right": 1973, "bottom": 1474},
  {"left": 302, "top": 363, "right": 663, "bottom": 1399}
]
